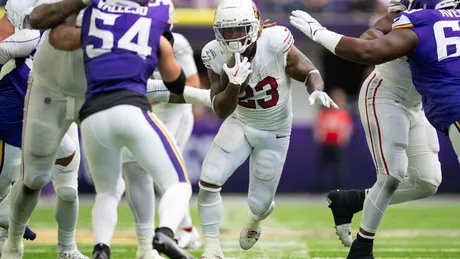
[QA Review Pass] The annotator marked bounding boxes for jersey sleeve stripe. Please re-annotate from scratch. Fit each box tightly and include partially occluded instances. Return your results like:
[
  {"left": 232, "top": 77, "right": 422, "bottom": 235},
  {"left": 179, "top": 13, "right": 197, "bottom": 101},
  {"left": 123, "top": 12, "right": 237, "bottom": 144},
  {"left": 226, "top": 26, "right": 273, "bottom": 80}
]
[
  {"left": 393, "top": 24, "right": 413, "bottom": 30},
  {"left": 283, "top": 31, "right": 292, "bottom": 43}
]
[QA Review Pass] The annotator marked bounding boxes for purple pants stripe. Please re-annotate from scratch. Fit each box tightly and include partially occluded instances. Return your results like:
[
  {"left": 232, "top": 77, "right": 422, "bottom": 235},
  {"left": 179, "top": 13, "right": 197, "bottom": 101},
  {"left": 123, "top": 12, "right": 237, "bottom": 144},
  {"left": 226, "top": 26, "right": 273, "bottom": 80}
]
[{"left": 142, "top": 110, "right": 188, "bottom": 183}]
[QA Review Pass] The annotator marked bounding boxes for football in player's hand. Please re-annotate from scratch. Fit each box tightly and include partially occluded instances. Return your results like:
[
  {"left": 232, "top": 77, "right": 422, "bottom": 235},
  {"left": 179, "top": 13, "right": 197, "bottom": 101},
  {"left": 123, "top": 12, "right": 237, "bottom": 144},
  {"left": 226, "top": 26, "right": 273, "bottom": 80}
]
[{"left": 220, "top": 54, "right": 249, "bottom": 94}]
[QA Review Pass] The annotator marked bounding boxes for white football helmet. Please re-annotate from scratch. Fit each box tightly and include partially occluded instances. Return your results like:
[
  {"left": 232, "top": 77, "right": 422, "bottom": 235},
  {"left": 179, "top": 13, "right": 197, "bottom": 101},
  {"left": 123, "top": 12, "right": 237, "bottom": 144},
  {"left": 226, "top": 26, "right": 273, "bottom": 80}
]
[{"left": 213, "top": 0, "right": 260, "bottom": 54}]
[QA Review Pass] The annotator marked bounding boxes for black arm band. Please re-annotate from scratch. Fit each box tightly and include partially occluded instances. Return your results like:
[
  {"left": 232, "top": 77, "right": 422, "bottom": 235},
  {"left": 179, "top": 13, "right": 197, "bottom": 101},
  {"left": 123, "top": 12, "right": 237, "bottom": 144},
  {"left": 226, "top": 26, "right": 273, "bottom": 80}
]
[
  {"left": 163, "top": 69, "right": 186, "bottom": 95},
  {"left": 162, "top": 31, "right": 174, "bottom": 46}
]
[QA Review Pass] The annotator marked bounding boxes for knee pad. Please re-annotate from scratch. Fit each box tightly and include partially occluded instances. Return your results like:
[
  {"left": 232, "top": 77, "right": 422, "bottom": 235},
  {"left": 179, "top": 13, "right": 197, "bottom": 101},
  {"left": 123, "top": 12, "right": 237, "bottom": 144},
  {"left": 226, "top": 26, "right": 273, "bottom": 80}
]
[
  {"left": 56, "top": 186, "right": 78, "bottom": 202},
  {"left": 24, "top": 173, "right": 52, "bottom": 190},
  {"left": 25, "top": 119, "right": 60, "bottom": 157},
  {"left": 375, "top": 174, "right": 401, "bottom": 193},
  {"left": 247, "top": 198, "right": 274, "bottom": 220},
  {"left": 57, "top": 134, "right": 77, "bottom": 160},
  {"left": 200, "top": 146, "right": 229, "bottom": 187},
  {"left": 198, "top": 183, "right": 221, "bottom": 205},
  {"left": 253, "top": 150, "right": 280, "bottom": 181}
]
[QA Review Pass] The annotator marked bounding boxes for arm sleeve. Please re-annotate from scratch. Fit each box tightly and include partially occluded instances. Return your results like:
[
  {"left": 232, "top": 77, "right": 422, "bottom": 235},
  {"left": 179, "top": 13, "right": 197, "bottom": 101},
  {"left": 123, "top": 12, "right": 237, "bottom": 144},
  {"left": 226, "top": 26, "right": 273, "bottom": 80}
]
[{"left": 0, "top": 29, "right": 40, "bottom": 65}]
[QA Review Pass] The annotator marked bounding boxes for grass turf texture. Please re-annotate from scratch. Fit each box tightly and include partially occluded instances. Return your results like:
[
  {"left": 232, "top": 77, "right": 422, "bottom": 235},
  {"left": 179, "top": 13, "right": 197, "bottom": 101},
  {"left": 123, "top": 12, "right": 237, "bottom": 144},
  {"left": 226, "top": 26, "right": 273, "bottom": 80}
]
[{"left": 23, "top": 195, "right": 460, "bottom": 259}]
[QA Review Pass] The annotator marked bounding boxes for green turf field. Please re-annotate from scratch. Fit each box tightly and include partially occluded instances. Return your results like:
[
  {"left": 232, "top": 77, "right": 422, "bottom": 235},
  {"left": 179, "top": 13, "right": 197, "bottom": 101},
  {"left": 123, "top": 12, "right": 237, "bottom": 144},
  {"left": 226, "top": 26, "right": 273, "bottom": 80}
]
[{"left": 23, "top": 195, "right": 460, "bottom": 259}]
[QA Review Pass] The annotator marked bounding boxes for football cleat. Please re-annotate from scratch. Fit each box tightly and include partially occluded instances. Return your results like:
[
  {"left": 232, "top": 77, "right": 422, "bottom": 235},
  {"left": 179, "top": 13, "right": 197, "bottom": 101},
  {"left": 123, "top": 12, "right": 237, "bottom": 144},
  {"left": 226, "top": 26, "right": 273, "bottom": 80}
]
[
  {"left": 152, "top": 231, "right": 195, "bottom": 259},
  {"left": 0, "top": 239, "right": 24, "bottom": 259},
  {"left": 92, "top": 243, "right": 110, "bottom": 259},
  {"left": 176, "top": 226, "right": 202, "bottom": 250},
  {"left": 239, "top": 227, "right": 261, "bottom": 250},
  {"left": 327, "top": 189, "right": 359, "bottom": 247}
]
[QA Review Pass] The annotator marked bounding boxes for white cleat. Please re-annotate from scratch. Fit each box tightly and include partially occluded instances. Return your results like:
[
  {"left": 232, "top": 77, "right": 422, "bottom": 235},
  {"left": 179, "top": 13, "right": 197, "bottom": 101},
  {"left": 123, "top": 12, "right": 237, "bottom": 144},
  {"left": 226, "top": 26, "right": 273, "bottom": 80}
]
[
  {"left": 0, "top": 228, "right": 9, "bottom": 254},
  {"left": 136, "top": 248, "right": 165, "bottom": 259},
  {"left": 176, "top": 226, "right": 202, "bottom": 250},
  {"left": 0, "top": 239, "right": 24, "bottom": 259},
  {"left": 57, "top": 243, "right": 90, "bottom": 259},
  {"left": 239, "top": 227, "right": 261, "bottom": 250},
  {"left": 199, "top": 250, "right": 224, "bottom": 259},
  {"left": 334, "top": 223, "right": 352, "bottom": 247}
]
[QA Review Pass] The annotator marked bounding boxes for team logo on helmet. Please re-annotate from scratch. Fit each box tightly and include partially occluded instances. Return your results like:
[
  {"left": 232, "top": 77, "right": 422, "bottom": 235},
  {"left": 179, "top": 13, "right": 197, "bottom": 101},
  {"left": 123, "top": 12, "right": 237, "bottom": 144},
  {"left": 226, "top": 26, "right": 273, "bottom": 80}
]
[{"left": 252, "top": 1, "right": 260, "bottom": 19}]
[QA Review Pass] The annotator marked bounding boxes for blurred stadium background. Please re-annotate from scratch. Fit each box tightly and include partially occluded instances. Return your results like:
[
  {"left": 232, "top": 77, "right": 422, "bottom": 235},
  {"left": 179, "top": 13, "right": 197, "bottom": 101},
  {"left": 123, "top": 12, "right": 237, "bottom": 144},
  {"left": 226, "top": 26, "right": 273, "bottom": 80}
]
[{"left": 1, "top": 1, "right": 460, "bottom": 258}]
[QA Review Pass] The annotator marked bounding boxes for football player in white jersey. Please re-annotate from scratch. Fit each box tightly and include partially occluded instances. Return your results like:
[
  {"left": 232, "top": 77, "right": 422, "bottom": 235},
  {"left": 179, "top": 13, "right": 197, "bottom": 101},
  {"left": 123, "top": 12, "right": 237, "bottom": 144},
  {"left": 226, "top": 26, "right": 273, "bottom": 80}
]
[
  {"left": 288, "top": 0, "right": 452, "bottom": 258},
  {"left": 198, "top": 0, "right": 337, "bottom": 258},
  {"left": 121, "top": 1, "right": 202, "bottom": 250},
  {"left": 312, "top": 0, "right": 443, "bottom": 251},
  {"left": 1, "top": 1, "right": 92, "bottom": 258}
]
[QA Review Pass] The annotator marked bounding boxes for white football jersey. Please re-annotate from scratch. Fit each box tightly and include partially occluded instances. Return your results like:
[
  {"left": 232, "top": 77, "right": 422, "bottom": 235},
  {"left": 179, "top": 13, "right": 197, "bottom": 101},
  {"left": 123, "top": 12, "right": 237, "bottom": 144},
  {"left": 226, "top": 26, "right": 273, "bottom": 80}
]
[
  {"left": 202, "top": 25, "right": 294, "bottom": 131},
  {"left": 31, "top": 10, "right": 86, "bottom": 97},
  {"left": 152, "top": 32, "right": 197, "bottom": 121},
  {"left": 372, "top": 1, "right": 421, "bottom": 108}
]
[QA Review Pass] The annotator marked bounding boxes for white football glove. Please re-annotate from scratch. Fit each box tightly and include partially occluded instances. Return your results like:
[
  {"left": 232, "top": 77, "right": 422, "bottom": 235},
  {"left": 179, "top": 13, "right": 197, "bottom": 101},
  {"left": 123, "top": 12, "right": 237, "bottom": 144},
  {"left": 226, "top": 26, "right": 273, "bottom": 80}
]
[
  {"left": 289, "top": 10, "right": 326, "bottom": 41},
  {"left": 223, "top": 52, "right": 252, "bottom": 86},
  {"left": 309, "top": 90, "right": 339, "bottom": 109}
]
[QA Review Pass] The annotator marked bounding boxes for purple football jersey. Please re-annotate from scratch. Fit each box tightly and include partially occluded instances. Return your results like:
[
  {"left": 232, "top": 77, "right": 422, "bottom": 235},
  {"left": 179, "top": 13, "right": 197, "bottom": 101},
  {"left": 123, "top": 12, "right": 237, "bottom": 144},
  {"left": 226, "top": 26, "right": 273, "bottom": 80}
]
[
  {"left": 81, "top": 0, "right": 170, "bottom": 99},
  {"left": 394, "top": 9, "right": 460, "bottom": 133}
]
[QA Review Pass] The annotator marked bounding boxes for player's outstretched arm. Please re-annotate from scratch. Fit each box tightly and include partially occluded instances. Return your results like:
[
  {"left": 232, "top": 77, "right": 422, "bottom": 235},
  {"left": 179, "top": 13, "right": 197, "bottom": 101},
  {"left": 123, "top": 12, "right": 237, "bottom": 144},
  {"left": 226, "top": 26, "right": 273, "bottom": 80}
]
[
  {"left": 290, "top": 10, "right": 418, "bottom": 65},
  {"left": 27, "top": 0, "right": 87, "bottom": 30},
  {"left": 158, "top": 36, "right": 186, "bottom": 95},
  {"left": 360, "top": 12, "right": 397, "bottom": 40},
  {"left": 334, "top": 29, "right": 418, "bottom": 64},
  {"left": 146, "top": 79, "right": 212, "bottom": 107},
  {"left": 49, "top": 14, "right": 81, "bottom": 51},
  {"left": 207, "top": 68, "right": 240, "bottom": 119}
]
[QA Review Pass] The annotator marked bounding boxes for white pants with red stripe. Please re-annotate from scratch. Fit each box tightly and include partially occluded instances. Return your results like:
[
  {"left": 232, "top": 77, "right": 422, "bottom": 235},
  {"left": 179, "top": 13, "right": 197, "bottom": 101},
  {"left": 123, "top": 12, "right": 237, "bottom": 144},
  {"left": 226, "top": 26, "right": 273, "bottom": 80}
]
[{"left": 358, "top": 72, "right": 442, "bottom": 186}]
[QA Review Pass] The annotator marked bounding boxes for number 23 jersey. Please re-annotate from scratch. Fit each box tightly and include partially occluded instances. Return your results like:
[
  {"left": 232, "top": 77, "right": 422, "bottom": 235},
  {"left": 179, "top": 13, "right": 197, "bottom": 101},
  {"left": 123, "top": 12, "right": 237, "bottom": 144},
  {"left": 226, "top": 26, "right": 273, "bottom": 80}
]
[
  {"left": 202, "top": 25, "right": 295, "bottom": 131},
  {"left": 393, "top": 9, "right": 460, "bottom": 133}
]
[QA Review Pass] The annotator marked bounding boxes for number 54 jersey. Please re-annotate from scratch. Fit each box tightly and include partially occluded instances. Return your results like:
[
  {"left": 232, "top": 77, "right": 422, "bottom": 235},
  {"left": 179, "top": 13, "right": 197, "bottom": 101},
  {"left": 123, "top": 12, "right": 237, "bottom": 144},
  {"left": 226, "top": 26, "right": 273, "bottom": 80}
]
[
  {"left": 202, "top": 25, "right": 295, "bottom": 131},
  {"left": 393, "top": 9, "right": 460, "bottom": 134}
]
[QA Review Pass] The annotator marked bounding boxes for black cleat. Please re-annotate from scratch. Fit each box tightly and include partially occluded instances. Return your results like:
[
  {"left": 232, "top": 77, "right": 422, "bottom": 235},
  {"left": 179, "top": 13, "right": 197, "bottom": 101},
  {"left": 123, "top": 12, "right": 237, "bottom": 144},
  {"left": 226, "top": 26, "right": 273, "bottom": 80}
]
[
  {"left": 153, "top": 230, "right": 195, "bottom": 259},
  {"left": 327, "top": 189, "right": 364, "bottom": 247},
  {"left": 92, "top": 243, "right": 110, "bottom": 259},
  {"left": 327, "top": 190, "right": 359, "bottom": 226},
  {"left": 23, "top": 225, "right": 37, "bottom": 241},
  {"left": 346, "top": 236, "right": 375, "bottom": 259}
]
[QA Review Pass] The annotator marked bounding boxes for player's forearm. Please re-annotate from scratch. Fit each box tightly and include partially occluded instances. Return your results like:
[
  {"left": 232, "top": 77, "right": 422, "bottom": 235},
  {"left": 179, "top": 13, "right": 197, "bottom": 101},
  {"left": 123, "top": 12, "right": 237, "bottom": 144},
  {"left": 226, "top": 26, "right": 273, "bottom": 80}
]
[
  {"left": 305, "top": 72, "right": 324, "bottom": 94},
  {"left": 28, "top": 0, "right": 86, "bottom": 30},
  {"left": 49, "top": 26, "right": 81, "bottom": 51},
  {"left": 146, "top": 79, "right": 212, "bottom": 107},
  {"left": 212, "top": 84, "right": 240, "bottom": 119}
]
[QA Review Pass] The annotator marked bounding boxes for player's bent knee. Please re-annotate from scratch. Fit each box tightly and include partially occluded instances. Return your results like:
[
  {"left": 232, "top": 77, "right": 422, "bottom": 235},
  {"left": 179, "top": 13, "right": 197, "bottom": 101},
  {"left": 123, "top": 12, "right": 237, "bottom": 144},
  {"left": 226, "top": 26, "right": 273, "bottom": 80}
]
[
  {"left": 200, "top": 162, "right": 225, "bottom": 187},
  {"left": 199, "top": 181, "right": 221, "bottom": 192},
  {"left": 26, "top": 119, "right": 60, "bottom": 157},
  {"left": 24, "top": 173, "right": 52, "bottom": 190},
  {"left": 248, "top": 198, "right": 275, "bottom": 220},
  {"left": 56, "top": 186, "right": 78, "bottom": 202}
]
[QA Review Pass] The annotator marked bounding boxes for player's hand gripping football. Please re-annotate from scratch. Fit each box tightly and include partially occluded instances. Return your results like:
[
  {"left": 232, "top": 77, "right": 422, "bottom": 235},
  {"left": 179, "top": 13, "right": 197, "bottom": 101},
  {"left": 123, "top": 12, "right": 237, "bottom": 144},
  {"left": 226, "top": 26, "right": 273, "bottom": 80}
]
[
  {"left": 289, "top": 10, "right": 326, "bottom": 41},
  {"left": 309, "top": 91, "right": 339, "bottom": 109},
  {"left": 223, "top": 52, "right": 252, "bottom": 86}
]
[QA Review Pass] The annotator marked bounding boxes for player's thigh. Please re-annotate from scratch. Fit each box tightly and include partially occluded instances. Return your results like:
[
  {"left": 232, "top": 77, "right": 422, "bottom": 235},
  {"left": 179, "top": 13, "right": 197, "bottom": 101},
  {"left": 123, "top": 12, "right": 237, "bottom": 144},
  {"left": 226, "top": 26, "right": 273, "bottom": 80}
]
[
  {"left": 248, "top": 129, "right": 290, "bottom": 204},
  {"left": 22, "top": 74, "right": 72, "bottom": 182},
  {"left": 407, "top": 115, "right": 442, "bottom": 186},
  {"left": 448, "top": 122, "right": 460, "bottom": 165},
  {"left": 0, "top": 142, "right": 21, "bottom": 196},
  {"left": 200, "top": 117, "right": 252, "bottom": 187},
  {"left": 360, "top": 99, "right": 410, "bottom": 180},
  {"left": 167, "top": 109, "right": 194, "bottom": 152},
  {"left": 122, "top": 108, "right": 187, "bottom": 193},
  {"left": 80, "top": 112, "right": 121, "bottom": 194}
]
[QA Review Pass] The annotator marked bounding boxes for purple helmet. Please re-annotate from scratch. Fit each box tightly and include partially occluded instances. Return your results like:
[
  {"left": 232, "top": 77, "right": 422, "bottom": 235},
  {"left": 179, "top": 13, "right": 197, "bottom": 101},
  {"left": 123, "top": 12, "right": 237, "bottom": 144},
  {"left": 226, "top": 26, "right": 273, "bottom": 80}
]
[{"left": 401, "top": 0, "right": 457, "bottom": 10}]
